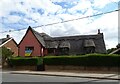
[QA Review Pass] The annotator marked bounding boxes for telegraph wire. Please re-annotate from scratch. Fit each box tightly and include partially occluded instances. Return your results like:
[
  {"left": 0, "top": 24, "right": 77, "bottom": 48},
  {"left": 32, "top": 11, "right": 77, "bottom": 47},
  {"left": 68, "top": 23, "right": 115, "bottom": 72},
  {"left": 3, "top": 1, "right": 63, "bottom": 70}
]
[{"left": 0, "top": 8, "right": 120, "bottom": 33}]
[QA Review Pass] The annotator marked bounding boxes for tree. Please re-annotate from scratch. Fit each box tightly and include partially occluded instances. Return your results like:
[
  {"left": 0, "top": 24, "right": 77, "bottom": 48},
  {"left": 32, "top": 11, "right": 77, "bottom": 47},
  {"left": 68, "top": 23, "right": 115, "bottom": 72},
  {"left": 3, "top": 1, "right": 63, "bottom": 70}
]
[
  {"left": 107, "top": 48, "right": 116, "bottom": 54},
  {"left": 0, "top": 46, "right": 13, "bottom": 66},
  {"left": 107, "top": 43, "right": 120, "bottom": 54},
  {"left": 116, "top": 43, "right": 120, "bottom": 49}
]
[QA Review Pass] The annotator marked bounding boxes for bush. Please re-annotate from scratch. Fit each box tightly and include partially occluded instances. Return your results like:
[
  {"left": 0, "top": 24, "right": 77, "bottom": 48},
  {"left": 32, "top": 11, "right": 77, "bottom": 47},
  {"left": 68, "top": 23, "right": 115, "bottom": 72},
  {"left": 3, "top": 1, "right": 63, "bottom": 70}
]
[
  {"left": 8, "top": 54, "right": 120, "bottom": 67},
  {"left": 44, "top": 54, "right": 120, "bottom": 67},
  {"left": 8, "top": 57, "right": 43, "bottom": 66},
  {"left": 1, "top": 47, "right": 13, "bottom": 66}
]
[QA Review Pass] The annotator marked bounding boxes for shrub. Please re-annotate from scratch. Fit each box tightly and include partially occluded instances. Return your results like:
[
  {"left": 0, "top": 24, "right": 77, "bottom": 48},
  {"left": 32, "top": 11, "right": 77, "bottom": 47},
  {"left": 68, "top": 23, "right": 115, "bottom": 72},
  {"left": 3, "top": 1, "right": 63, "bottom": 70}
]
[
  {"left": 0, "top": 46, "right": 13, "bottom": 66},
  {"left": 8, "top": 57, "right": 43, "bottom": 66},
  {"left": 44, "top": 54, "right": 120, "bottom": 67},
  {"left": 8, "top": 54, "right": 120, "bottom": 67}
]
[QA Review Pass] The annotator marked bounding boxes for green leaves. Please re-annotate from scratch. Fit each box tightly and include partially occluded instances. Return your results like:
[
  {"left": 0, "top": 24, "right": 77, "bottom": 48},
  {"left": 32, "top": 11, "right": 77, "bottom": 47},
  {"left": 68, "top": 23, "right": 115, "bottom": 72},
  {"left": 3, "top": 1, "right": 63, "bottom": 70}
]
[
  {"left": 8, "top": 57, "right": 43, "bottom": 66},
  {"left": 8, "top": 54, "right": 120, "bottom": 67},
  {"left": 1, "top": 46, "right": 13, "bottom": 66},
  {"left": 44, "top": 54, "right": 120, "bottom": 67},
  {"left": 1, "top": 46, "right": 13, "bottom": 58}
]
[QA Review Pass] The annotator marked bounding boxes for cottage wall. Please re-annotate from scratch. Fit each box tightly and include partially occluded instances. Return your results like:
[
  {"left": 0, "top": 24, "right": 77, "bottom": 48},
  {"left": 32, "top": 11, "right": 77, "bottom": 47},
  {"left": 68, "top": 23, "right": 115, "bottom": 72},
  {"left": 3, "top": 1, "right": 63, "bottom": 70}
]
[
  {"left": 19, "top": 29, "right": 42, "bottom": 56},
  {"left": 4, "top": 40, "right": 18, "bottom": 56}
]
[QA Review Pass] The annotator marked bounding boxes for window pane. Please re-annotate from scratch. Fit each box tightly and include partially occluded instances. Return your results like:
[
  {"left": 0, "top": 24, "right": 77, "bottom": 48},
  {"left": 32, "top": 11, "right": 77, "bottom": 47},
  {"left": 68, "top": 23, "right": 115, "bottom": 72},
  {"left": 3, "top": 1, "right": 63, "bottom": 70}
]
[{"left": 25, "top": 47, "right": 34, "bottom": 56}]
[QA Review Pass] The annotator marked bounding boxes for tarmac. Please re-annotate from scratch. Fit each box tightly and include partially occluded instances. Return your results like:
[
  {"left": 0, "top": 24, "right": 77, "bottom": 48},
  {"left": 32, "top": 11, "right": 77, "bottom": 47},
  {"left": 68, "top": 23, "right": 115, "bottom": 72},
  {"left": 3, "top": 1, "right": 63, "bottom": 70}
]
[
  {"left": 1, "top": 65, "right": 120, "bottom": 80},
  {"left": 9, "top": 70, "right": 120, "bottom": 80}
]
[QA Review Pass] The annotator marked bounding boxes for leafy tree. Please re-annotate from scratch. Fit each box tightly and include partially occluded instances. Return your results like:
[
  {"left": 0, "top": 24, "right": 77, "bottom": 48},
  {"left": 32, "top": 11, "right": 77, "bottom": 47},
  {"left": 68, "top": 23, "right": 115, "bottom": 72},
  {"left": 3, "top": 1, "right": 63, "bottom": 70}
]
[
  {"left": 107, "top": 43, "right": 120, "bottom": 54},
  {"left": 116, "top": 43, "right": 120, "bottom": 49},
  {"left": 0, "top": 46, "right": 13, "bottom": 66},
  {"left": 107, "top": 48, "right": 116, "bottom": 54}
]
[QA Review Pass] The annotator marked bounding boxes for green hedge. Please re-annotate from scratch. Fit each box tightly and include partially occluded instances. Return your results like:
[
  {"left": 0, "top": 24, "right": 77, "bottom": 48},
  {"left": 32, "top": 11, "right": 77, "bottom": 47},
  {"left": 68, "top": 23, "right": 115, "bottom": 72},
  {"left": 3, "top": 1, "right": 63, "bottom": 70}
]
[
  {"left": 8, "top": 57, "right": 43, "bottom": 66},
  {"left": 44, "top": 54, "right": 120, "bottom": 67},
  {"left": 8, "top": 54, "right": 120, "bottom": 67}
]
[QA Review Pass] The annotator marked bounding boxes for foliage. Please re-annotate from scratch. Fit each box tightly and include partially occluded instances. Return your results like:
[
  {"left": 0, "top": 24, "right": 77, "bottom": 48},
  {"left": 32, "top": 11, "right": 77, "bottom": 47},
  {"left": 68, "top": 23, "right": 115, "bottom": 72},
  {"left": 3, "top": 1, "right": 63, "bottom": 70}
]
[
  {"left": 44, "top": 54, "right": 120, "bottom": 67},
  {"left": 0, "top": 46, "right": 13, "bottom": 65},
  {"left": 8, "top": 54, "right": 120, "bottom": 67},
  {"left": 107, "top": 43, "right": 120, "bottom": 54},
  {"left": 107, "top": 48, "right": 116, "bottom": 54},
  {"left": 8, "top": 57, "right": 43, "bottom": 66},
  {"left": 116, "top": 43, "right": 120, "bottom": 48}
]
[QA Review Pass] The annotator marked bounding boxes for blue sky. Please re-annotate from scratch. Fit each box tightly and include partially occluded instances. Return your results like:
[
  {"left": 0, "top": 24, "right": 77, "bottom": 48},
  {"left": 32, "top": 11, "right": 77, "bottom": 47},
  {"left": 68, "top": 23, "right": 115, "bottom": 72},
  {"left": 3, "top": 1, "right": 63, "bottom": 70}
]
[{"left": 0, "top": 0, "right": 120, "bottom": 49}]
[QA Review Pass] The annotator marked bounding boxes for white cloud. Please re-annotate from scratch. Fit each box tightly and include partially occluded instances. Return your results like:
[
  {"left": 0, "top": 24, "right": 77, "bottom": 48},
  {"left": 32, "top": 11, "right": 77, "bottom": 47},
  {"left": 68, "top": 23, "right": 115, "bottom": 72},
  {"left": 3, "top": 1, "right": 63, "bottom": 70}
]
[
  {"left": 21, "top": 0, "right": 62, "bottom": 15},
  {"left": 110, "top": 0, "right": 120, "bottom": 2},
  {"left": 93, "top": 0, "right": 120, "bottom": 8},
  {"left": 84, "top": 8, "right": 98, "bottom": 16},
  {"left": 7, "top": 15, "right": 21, "bottom": 23},
  {"left": 56, "top": 14, "right": 80, "bottom": 20},
  {"left": 51, "top": 0, "right": 70, "bottom": 2},
  {"left": 0, "top": 0, "right": 17, "bottom": 16},
  {"left": 0, "top": 0, "right": 62, "bottom": 18},
  {"left": 68, "top": 0, "right": 92, "bottom": 14},
  {"left": 93, "top": 0, "right": 112, "bottom": 8}
]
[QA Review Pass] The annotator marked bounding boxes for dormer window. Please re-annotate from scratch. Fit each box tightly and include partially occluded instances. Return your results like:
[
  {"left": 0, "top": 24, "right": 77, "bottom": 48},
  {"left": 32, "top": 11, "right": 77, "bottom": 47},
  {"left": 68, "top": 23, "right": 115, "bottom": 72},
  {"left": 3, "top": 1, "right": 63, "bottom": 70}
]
[{"left": 84, "top": 39, "right": 95, "bottom": 54}]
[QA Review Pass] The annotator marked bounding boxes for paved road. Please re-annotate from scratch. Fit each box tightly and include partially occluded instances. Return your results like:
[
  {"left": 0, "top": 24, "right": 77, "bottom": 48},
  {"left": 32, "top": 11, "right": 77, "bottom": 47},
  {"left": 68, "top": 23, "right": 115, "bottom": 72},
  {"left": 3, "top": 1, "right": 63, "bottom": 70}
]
[{"left": 1, "top": 71, "right": 120, "bottom": 83}]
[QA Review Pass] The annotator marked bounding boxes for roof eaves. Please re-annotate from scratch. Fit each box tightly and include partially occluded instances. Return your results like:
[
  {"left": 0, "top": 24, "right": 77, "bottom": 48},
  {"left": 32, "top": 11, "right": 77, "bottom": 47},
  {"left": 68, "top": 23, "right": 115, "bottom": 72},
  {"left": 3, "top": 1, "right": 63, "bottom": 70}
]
[{"left": 0, "top": 38, "right": 12, "bottom": 47}]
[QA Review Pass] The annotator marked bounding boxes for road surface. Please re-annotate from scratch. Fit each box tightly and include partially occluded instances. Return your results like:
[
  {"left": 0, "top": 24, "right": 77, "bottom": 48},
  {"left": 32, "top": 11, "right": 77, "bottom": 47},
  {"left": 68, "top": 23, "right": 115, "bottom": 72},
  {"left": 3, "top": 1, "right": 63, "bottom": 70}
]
[{"left": 1, "top": 71, "right": 120, "bottom": 84}]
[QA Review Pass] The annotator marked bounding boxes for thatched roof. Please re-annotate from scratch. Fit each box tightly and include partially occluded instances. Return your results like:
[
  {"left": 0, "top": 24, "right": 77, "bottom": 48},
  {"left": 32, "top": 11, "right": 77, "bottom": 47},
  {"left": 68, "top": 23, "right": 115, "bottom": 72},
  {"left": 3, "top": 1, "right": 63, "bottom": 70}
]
[
  {"left": 0, "top": 37, "right": 17, "bottom": 47},
  {"left": 0, "top": 38, "right": 10, "bottom": 45},
  {"left": 52, "top": 34, "right": 103, "bottom": 40},
  {"left": 59, "top": 41, "right": 70, "bottom": 48},
  {"left": 31, "top": 28, "right": 46, "bottom": 47},
  {"left": 27, "top": 27, "right": 106, "bottom": 54},
  {"left": 84, "top": 39, "right": 95, "bottom": 47},
  {"left": 31, "top": 27, "right": 52, "bottom": 47},
  {"left": 39, "top": 33, "right": 52, "bottom": 40},
  {"left": 46, "top": 41, "right": 58, "bottom": 48},
  {"left": 46, "top": 41, "right": 70, "bottom": 48}
]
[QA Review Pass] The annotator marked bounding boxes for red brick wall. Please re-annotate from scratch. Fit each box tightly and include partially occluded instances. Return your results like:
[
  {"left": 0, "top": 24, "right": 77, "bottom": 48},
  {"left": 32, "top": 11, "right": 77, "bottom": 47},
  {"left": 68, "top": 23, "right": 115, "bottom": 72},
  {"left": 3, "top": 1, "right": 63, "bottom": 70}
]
[
  {"left": 4, "top": 39, "right": 18, "bottom": 56},
  {"left": 44, "top": 48, "right": 48, "bottom": 56},
  {"left": 19, "top": 29, "right": 43, "bottom": 56}
]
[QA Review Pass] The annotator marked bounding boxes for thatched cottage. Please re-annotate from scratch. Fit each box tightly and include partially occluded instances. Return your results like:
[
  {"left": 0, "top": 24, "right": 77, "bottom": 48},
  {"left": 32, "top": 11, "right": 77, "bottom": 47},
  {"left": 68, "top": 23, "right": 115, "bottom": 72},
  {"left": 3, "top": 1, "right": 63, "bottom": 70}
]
[{"left": 18, "top": 26, "right": 106, "bottom": 56}]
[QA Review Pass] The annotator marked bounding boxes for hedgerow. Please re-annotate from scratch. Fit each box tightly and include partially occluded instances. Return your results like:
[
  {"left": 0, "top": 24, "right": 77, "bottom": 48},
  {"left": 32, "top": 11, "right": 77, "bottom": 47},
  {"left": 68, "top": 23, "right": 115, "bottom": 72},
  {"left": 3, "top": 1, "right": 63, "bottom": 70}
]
[
  {"left": 8, "top": 54, "right": 120, "bottom": 67},
  {"left": 8, "top": 56, "right": 43, "bottom": 66},
  {"left": 44, "top": 54, "right": 120, "bottom": 67}
]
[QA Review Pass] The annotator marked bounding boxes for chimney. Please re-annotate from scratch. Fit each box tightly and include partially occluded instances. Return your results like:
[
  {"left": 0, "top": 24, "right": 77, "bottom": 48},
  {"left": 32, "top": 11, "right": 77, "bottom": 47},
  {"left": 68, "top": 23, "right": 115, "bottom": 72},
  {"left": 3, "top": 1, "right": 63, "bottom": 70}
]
[
  {"left": 6, "top": 35, "right": 10, "bottom": 38},
  {"left": 98, "top": 29, "right": 100, "bottom": 34}
]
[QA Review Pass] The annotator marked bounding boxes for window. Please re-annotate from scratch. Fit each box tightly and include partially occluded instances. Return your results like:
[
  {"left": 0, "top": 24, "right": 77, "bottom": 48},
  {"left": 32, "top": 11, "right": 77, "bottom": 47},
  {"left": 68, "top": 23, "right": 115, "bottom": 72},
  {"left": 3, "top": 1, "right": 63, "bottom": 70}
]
[
  {"left": 48, "top": 48, "right": 55, "bottom": 55},
  {"left": 25, "top": 47, "right": 34, "bottom": 56},
  {"left": 59, "top": 47, "right": 69, "bottom": 55},
  {"left": 84, "top": 39, "right": 95, "bottom": 54},
  {"left": 85, "top": 46, "right": 95, "bottom": 54}
]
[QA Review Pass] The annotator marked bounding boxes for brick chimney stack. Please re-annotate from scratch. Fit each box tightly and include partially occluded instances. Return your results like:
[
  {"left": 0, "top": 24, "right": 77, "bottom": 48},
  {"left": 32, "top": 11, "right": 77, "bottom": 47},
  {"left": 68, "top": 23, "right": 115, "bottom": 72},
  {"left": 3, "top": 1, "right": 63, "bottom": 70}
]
[
  {"left": 98, "top": 29, "right": 100, "bottom": 34},
  {"left": 6, "top": 35, "right": 10, "bottom": 38}
]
